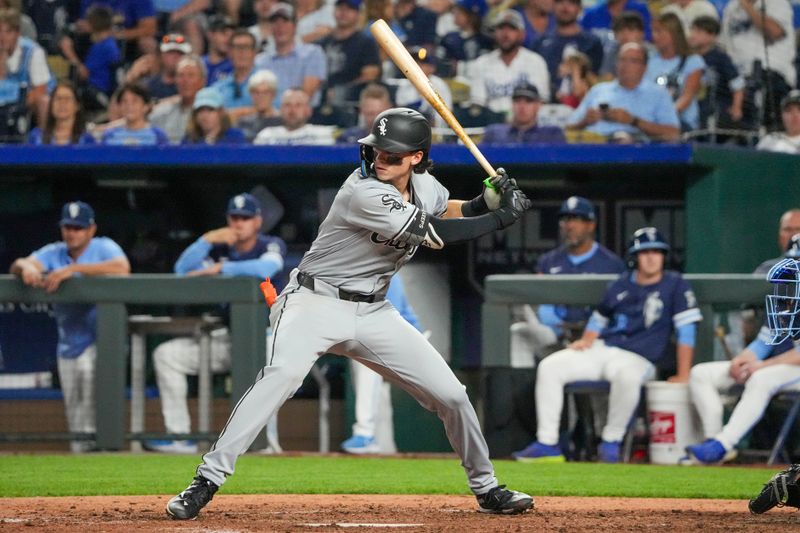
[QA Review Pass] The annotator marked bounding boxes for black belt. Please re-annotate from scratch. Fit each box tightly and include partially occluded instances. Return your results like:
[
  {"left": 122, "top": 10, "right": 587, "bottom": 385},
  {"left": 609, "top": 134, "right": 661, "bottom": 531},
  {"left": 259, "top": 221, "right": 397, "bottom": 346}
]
[{"left": 297, "top": 272, "right": 382, "bottom": 303}]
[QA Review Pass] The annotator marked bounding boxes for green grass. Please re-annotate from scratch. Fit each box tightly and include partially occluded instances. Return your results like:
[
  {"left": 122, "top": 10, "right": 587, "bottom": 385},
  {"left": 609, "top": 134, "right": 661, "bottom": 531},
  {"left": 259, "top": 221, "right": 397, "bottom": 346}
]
[{"left": 0, "top": 454, "right": 775, "bottom": 499}]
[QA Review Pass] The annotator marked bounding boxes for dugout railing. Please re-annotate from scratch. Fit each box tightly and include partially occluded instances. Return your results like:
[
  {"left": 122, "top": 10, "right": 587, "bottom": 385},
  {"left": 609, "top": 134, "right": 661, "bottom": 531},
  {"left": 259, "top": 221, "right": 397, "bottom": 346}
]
[{"left": 0, "top": 275, "right": 268, "bottom": 450}]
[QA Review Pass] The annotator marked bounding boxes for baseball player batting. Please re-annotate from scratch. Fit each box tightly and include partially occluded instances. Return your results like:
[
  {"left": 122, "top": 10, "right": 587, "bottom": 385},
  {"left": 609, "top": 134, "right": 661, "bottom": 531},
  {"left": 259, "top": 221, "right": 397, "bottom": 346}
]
[{"left": 166, "top": 108, "right": 533, "bottom": 519}]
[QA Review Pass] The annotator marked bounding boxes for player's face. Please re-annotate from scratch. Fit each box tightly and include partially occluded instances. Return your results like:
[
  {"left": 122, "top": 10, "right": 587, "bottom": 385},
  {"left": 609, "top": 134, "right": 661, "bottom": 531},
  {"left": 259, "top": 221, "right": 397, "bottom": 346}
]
[
  {"left": 636, "top": 249, "right": 664, "bottom": 276},
  {"left": 372, "top": 148, "right": 423, "bottom": 182},
  {"left": 779, "top": 210, "right": 800, "bottom": 250},
  {"left": 559, "top": 215, "right": 595, "bottom": 248},
  {"left": 782, "top": 104, "right": 800, "bottom": 137},
  {"left": 227, "top": 214, "right": 262, "bottom": 242},
  {"left": 60, "top": 224, "right": 96, "bottom": 252}
]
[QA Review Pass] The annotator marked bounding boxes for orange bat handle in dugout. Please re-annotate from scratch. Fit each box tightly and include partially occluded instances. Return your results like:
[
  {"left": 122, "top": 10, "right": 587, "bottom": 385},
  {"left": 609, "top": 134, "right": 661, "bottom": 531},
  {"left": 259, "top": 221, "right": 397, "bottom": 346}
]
[{"left": 260, "top": 278, "right": 278, "bottom": 307}]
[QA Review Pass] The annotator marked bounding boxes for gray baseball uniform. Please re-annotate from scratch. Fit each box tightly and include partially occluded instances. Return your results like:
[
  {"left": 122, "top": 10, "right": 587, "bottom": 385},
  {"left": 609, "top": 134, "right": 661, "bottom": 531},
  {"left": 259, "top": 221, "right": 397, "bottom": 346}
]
[{"left": 197, "top": 168, "right": 499, "bottom": 494}]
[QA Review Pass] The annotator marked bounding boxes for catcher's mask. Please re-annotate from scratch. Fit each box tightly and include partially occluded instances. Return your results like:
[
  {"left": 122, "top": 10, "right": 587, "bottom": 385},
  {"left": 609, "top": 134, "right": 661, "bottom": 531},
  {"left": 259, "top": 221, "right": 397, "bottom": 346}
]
[
  {"left": 625, "top": 226, "right": 670, "bottom": 270},
  {"left": 765, "top": 257, "right": 800, "bottom": 344},
  {"left": 359, "top": 107, "right": 432, "bottom": 178}
]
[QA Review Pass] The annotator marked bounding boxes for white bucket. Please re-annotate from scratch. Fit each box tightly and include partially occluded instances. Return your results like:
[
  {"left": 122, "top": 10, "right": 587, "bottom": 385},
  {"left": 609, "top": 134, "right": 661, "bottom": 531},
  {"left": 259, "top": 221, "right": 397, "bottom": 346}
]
[{"left": 644, "top": 381, "right": 702, "bottom": 465}]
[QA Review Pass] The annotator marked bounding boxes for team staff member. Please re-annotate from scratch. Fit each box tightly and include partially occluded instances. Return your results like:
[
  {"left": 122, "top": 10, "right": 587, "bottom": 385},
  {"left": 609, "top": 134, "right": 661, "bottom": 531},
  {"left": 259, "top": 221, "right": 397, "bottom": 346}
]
[
  {"left": 513, "top": 227, "right": 702, "bottom": 463},
  {"left": 682, "top": 236, "right": 800, "bottom": 465},
  {"left": 147, "top": 193, "right": 286, "bottom": 455},
  {"left": 10, "top": 201, "right": 130, "bottom": 452},
  {"left": 167, "top": 108, "right": 534, "bottom": 519}
]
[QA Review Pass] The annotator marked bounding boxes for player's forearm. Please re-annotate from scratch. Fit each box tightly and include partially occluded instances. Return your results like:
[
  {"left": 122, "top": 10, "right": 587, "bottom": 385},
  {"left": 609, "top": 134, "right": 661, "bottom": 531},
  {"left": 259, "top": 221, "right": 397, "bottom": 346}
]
[
  {"left": 637, "top": 119, "right": 680, "bottom": 141},
  {"left": 445, "top": 199, "right": 466, "bottom": 218},
  {"left": 10, "top": 257, "right": 42, "bottom": 275},
  {"left": 675, "top": 343, "right": 694, "bottom": 378},
  {"left": 579, "top": 329, "right": 600, "bottom": 344},
  {"left": 175, "top": 237, "right": 213, "bottom": 274},
  {"left": 423, "top": 212, "right": 503, "bottom": 248},
  {"left": 70, "top": 257, "right": 131, "bottom": 276},
  {"left": 220, "top": 257, "right": 283, "bottom": 279},
  {"left": 762, "top": 349, "right": 800, "bottom": 367}
]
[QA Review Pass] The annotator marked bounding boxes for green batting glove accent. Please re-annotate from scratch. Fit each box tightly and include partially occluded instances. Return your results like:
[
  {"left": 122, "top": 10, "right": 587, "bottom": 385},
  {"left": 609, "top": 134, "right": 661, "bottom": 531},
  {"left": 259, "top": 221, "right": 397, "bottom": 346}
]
[{"left": 483, "top": 176, "right": 497, "bottom": 191}]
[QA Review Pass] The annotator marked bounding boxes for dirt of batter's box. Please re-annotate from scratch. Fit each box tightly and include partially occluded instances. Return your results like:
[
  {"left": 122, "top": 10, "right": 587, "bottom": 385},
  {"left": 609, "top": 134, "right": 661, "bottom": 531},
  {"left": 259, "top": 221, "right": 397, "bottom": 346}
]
[{"left": 0, "top": 494, "right": 798, "bottom": 532}]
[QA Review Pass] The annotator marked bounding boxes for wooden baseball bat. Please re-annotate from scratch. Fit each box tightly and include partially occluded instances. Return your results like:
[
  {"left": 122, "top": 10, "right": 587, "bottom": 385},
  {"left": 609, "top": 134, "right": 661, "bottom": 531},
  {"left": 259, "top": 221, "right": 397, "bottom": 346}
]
[{"left": 370, "top": 18, "right": 497, "bottom": 179}]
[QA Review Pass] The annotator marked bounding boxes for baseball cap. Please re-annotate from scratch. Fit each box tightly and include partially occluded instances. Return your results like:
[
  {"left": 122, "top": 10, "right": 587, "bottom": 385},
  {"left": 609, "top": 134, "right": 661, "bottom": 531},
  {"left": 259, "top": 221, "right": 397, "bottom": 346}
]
[
  {"left": 409, "top": 45, "right": 436, "bottom": 65},
  {"left": 781, "top": 89, "right": 800, "bottom": 110},
  {"left": 59, "top": 201, "right": 95, "bottom": 228},
  {"left": 227, "top": 193, "right": 262, "bottom": 217},
  {"left": 268, "top": 2, "right": 296, "bottom": 21},
  {"left": 492, "top": 9, "right": 525, "bottom": 30},
  {"left": 512, "top": 82, "right": 540, "bottom": 101},
  {"left": 455, "top": 0, "right": 488, "bottom": 18},
  {"left": 335, "top": 0, "right": 362, "bottom": 9},
  {"left": 558, "top": 196, "right": 595, "bottom": 221},
  {"left": 193, "top": 87, "right": 224, "bottom": 110},
  {"left": 208, "top": 14, "right": 235, "bottom": 32},
  {"left": 160, "top": 33, "right": 191, "bottom": 54}
]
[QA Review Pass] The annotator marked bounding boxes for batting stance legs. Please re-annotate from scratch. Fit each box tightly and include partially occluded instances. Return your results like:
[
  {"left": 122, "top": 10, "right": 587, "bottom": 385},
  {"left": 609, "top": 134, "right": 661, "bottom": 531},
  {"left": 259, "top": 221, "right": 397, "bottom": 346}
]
[{"left": 195, "top": 274, "right": 496, "bottom": 494}]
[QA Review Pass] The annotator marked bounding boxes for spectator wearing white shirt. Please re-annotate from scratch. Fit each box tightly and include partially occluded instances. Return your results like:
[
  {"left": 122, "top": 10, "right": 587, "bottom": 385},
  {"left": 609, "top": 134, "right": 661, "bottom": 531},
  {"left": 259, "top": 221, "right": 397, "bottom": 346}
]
[
  {"left": 254, "top": 88, "right": 335, "bottom": 144},
  {"left": 469, "top": 9, "right": 550, "bottom": 114},
  {"left": 757, "top": 90, "right": 800, "bottom": 154}
]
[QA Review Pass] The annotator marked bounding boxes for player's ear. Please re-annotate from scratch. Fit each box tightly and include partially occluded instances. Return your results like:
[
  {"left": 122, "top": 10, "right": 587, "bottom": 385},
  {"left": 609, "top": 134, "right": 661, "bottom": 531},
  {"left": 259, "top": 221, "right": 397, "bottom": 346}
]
[
  {"left": 87, "top": 224, "right": 97, "bottom": 238},
  {"left": 410, "top": 151, "right": 423, "bottom": 166}
]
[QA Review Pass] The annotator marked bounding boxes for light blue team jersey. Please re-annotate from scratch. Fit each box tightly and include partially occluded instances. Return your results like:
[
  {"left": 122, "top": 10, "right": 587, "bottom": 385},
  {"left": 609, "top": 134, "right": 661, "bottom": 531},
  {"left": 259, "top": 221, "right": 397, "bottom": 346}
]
[
  {"left": 32, "top": 237, "right": 127, "bottom": 358},
  {"left": 645, "top": 54, "right": 705, "bottom": 130},
  {"left": 569, "top": 79, "right": 680, "bottom": 137},
  {"left": 101, "top": 125, "right": 170, "bottom": 145}
]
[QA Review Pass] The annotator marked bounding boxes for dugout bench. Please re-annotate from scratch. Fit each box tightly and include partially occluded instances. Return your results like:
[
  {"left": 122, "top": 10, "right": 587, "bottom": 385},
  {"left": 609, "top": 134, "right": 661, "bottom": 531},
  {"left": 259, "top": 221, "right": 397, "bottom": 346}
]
[{"left": 480, "top": 274, "right": 780, "bottom": 459}]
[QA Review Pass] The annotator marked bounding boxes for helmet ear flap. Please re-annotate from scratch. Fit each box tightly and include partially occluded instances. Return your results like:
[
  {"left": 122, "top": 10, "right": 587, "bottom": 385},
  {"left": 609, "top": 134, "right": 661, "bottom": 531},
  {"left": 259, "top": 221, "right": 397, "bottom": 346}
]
[{"left": 360, "top": 145, "right": 376, "bottom": 179}]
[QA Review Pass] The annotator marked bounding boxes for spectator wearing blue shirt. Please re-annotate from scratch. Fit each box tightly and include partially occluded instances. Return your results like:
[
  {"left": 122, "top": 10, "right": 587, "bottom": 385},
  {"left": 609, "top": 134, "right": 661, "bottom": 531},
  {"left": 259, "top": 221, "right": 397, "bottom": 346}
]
[
  {"left": 341, "top": 274, "right": 425, "bottom": 454},
  {"left": 101, "top": 82, "right": 170, "bottom": 145},
  {"left": 515, "top": 0, "right": 557, "bottom": 49},
  {"left": 141, "top": 33, "right": 192, "bottom": 101},
  {"left": 438, "top": 0, "right": 493, "bottom": 77},
  {"left": 513, "top": 227, "right": 702, "bottom": 463},
  {"left": 532, "top": 0, "right": 604, "bottom": 99},
  {"left": 10, "top": 201, "right": 130, "bottom": 452},
  {"left": 567, "top": 42, "right": 681, "bottom": 142},
  {"left": 253, "top": 3, "right": 327, "bottom": 107},
  {"left": 212, "top": 29, "right": 258, "bottom": 110},
  {"left": 28, "top": 82, "right": 96, "bottom": 145},
  {"left": 482, "top": 82, "right": 566, "bottom": 144},
  {"left": 75, "top": 0, "right": 157, "bottom": 60},
  {"left": 147, "top": 193, "right": 287, "bottom": 454},
  {"left": 580, "top": 0, "right": 652, "bottom": 41},
  {"left": 394, "top": 0, "right": 438, "bottom": 47},
  {"left": 182, "top": 87, "right": 247, "bottom": 144},
  {"left": 646, "top": 13, "right": 705, "bottom": 131},
  {"left": 203, "top": 15, "right": 234, "bottom": 86}
]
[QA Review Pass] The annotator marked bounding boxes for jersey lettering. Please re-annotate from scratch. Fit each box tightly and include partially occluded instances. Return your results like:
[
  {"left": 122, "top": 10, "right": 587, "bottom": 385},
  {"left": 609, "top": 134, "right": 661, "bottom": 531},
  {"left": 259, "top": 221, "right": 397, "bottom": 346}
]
[{"left": 370, "top": 232, "right": 416, "bottom": 254}]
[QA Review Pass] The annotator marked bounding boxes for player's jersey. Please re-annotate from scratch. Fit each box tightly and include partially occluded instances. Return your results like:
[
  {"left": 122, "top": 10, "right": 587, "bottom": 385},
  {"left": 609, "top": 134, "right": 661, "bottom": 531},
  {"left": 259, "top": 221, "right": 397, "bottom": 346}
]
[
  {"left": 751, "top": 324, "right": 798, "bottom": 359},
  {"left": 536, "top": 243, "right": 625, "bottom": 324},
  {"left": 591, "top": 270, "right": 702, "bottom": 362},
  {"left": 298, "top": 168, "right": 449, "bottom": 296}
]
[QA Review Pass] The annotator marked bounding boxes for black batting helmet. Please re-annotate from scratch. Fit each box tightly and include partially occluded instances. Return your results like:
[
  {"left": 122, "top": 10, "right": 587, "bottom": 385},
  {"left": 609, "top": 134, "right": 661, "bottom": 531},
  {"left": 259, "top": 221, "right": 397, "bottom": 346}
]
[
  {"left": 359, "top": 108, "right": 432, "bottom": 176},
  {"left": 626, "top": 227, "right": 670, "bottom": 269}
]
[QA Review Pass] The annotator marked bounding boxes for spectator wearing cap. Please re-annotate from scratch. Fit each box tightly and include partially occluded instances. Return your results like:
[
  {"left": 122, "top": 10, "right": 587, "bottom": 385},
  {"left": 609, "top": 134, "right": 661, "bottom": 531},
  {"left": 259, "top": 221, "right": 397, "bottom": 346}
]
[
  {"left": 235, "top": 69, "right": 282, "bottom": 141},
  {"left": 515, "top": 0, "right": 557, "bottom": 49},
  {"left": 296, "top": 0, "right": 335, "bottom": 44},
  {"left": 146, "top": 193, "right": 287, "bottom": 454},
  {"left": 393, "top": 45, "right": 451, "bottom": 128},
  {"left": 153, "top": 0, "right": 209, "bottom": 55},
  {"left": 73, "top": 0, "right": 157, "bottom": 60},
  {"left": 10, "top": 201, "right": 130, "bottom": 453},
  {"left": 438, "top": 0, "right": 494, "bottom": 77},
  {"left": 394, "top": 0, "right": 437, "bottom": 47},
  {"left": 254, "top": 2, "right": 327, "bottom": 107},
  {"left": 253, "top": 87, "right": 335, "bottom": 144},
  {"left": 182, "top": 86, "right": 247, "bottom": 144},
  {"left": 150, "top": 54, "right": 207, "bottom": 143},
  {"left": 508, "top": 195, "right": 624, "bottom": 367},
  {"left": 482, "top": 82, "right": 565, "bottom": 143},
  {"left": 212, "top": 29, "right": 259, "bottom": 109},
  {"left": 205, "top": 14, "right": 235, "bottom": 85},
  {"left": 469, "top": 10, "right": 550, "bottom": 114},
  {"left": 567, "top": 42, "right": 680, "bottom": 142},
  {"left": 101, "top": 82, "right": 170, "bottom": 144},
  {"left": 126, "top": 32, "right": 192, "bottom": 99},
  {"left": 531, "top": 0, "right": 604, "bottom": 99},
  {"left": 336, "top": 82, "right": 392, "bottom": 144},
  {"left": 317, "top": 0, "right": 381, "bottom": 107},
  {"left": 59, "top": 4, "right": 121, "bottom": 106},
  {"left": 756, "top": 90, "right": 800, "bottom": 154},
  {"left": 580, "top": 0, "right": 652, "bottom": 41}
]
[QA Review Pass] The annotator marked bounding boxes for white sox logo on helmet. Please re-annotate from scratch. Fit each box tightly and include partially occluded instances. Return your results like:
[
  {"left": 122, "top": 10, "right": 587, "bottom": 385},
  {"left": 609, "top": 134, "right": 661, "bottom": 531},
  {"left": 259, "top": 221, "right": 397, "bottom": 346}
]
[{"left": 378, "top": 117, "right": 388, "bottom": 136}]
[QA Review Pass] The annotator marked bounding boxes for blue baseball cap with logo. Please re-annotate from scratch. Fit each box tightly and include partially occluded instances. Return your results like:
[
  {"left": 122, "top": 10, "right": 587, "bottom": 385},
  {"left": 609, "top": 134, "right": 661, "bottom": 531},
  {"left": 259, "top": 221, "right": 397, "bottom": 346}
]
[
  {"left": 59, "top": 201, "right": 95, "bottom": 228},
  {"left": 455, "top": 0, "right": 488, "bottom": 18},
  {"left": 558, "top": 196, "right": 595, "bottom": 221},
  {"left": 227, "top": 193, "right": 262, "bottom": 217},
  {"left": 335, "top": 0, "right": 362, "bottom": 9}
]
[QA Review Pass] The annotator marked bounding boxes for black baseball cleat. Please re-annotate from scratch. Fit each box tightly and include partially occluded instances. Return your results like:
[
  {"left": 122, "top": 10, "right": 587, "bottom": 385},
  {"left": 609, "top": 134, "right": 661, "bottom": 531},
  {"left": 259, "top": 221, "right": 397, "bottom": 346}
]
[
  {"left": 166, "top": 475, "right": 219, "bottom": 520},
  {"left": 476, "top": 485, "right": 534, "bottom": 514}
]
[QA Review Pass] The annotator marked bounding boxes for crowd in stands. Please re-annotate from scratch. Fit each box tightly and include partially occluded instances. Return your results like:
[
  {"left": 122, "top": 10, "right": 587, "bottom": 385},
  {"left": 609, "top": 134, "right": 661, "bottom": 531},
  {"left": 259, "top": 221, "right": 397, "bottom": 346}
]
[{"left": 0, "top": 0, "right": 799, "bottom": 149}]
